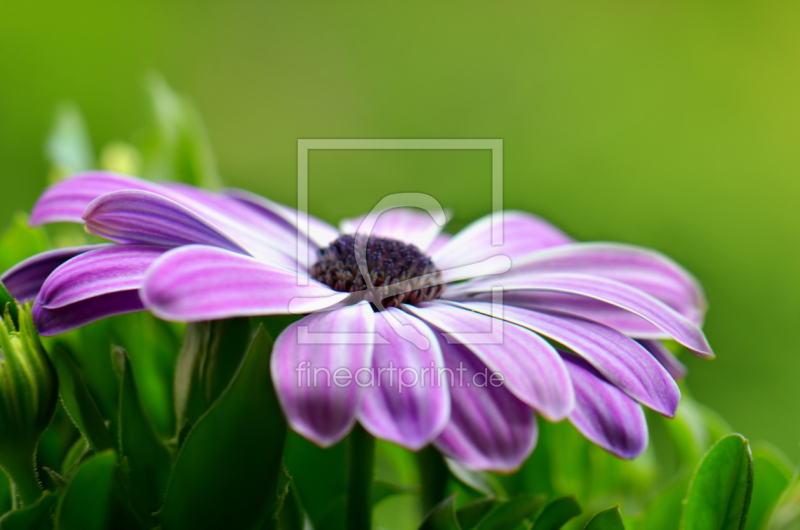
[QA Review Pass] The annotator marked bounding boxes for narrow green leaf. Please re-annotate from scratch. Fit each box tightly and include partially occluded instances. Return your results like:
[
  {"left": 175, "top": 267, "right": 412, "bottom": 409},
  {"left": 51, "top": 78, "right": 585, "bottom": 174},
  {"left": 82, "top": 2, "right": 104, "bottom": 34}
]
[
  {"left": 0, "top": 281, "right": 18, "bottom": 328},
  {"left": 475, "top": 493, "right": 546, "bottom": 530},
  {"left": 0, "top": 490, "right": 58, "bottom": 529},
  {"left": 373, "top": 480, "right": 418, "bottom": 506},
  {"left": 419, "top": 494, "right": 462, "bottom": 530},
  {"left": 745, "top": 443, "right": 794, "bottom": 530},
  {"left": 584, "top": 505, "right": 625, "bottom": 529},
  {"left": 55, "top": 450, "right": 117, "bottom": 530},
  {"left": 60, "top": 437, "right": 90, "bottom": 477},
  {"left": 764, "top": 467, "right": 800, "bottom": 529},
  {"left": 50, "top": 346, "right": 114, "bottom": 453},
  {"left": 681, "top": 433, "right": 754, "bottom": 530},
  {"left": 115, "top": 346, "right": 172, "bottom": 519},
  {"left": 532, "top": 496, "right": 582, "bottom": 530},
  {"left": 446, "top": 458, "right": 506, "bottom": 497},
  {"left": 456, "top": 497, "right": 499, "bottom": 529},
  {"left": 262, "top": 466, "right": 306, "bottom": 530},
  {"left": 158, "top": 324, "right": 286, "bottom": 530}
]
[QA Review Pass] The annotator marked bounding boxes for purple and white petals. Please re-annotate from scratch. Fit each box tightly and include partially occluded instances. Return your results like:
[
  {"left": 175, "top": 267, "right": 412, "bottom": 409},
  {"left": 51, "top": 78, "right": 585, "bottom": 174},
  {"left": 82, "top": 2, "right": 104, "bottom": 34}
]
[
  {"left": 31, "top": 245, "right": 168, "bottom": 335},
  {"left": 1, "top": 244, "right": 112, "bottom": 303},
  {"left": 432, "top": 211, "right": 572, "bottom": 272},
  {"left": 404, "top": 302, "right": 574, "bottom": 421},
  {"left": 433, "top": 340, "right": 538, "bottom": 473},
  {"left": 340, "top": 208, "right": 446, "bottom": 252},
  {"left": 357, "top": 308, "right": 450, "bottom": 450},
  {"left": 638, "top": 339, "right": 687, "bottom": 381},
  {"left": 501, "top": 243, "right": 707, "bottom": 324},
  {"left": 271, "top": 302, "right": 376, "bottom": 447},
  {"left": 140, "top": 245, "right": 348, "bottom": 322},
  {"left": 452, "top": 302, "right": 680, "bottom": 417},
  {"left": 455, "top": 273, "right": 713, "bottom": 358},
  {"left": 561, "top": 351, "right": 648, "bottom": 459},
  {"left": 83, "top": 190, "right": 247, "bottom": 253}
]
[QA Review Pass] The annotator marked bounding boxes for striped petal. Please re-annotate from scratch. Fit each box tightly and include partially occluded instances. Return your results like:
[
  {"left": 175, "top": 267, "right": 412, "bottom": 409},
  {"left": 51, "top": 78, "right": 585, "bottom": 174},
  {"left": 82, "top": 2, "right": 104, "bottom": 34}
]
[
  {"left": 638, "top": 339, "right": 687, "bottom": 381},
  {"left": 432, "top": 339, "right": 538, "bottom": 472},
  {"left": 1, "top": 244, "right": 112, "bottom": 303},
  {"left": 450, "top": 273, "right": 713, "bottom": 358},
  {"left": 432, "top": 211, "right": 572, "bottom": 271},
  {"left": 450, "top": 301, "right": 680, "bottom": 417},
  {"left": 340, "top": 208, "right": 446, "bottom": 251},
  {"left": 32, "top": 245, "right": 168, "bottom": 335},
  {"left": 404, "top": 302, "right": 574, "bottom": 421},
  {"left": 140, "top": 245, "right": 348, "bottom": 322},
  {"left": 561, "top": 351, "right": 648, "bottom": 459},
  {"left": 271, "top": 302, "right": 375, "bottom": 447},
  {"left": 357, "top": 308, "right": 450, "bottom": 450}
]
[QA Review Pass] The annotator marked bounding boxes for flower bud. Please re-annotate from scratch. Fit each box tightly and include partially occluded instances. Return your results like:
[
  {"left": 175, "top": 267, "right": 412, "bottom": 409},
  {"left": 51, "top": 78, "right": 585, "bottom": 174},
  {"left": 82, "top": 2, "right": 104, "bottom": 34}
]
[{"left": 0, "top": 302, "right": 58, "bottom": 505}]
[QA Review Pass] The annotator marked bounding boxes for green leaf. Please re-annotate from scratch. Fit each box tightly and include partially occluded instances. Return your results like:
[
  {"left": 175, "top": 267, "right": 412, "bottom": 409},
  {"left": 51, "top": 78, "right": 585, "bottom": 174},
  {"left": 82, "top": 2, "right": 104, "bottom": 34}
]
[
  {"left": 475, "top": 493, "right": 546, "bottom": 530},
  {"left": 639, "top": 475, "right": 691, "bottom": 530},
  {"left": 681, "top": 433, "right": 754, "bottom": 530},
  {"left": 373, "top": 480, "right": 418, "bottom": 506},
  {"left": 0, "top": 490, "right": 58, "bottom": 529},
  {"left": 446, "top": 458, "right": 506, "bottom": 498},
  {"left": 763, "top": 466, "right": 800, "bottom": 529},
  {"left": 532, "top": 496, "right": 582, "bottom": 530},
  {"left": 158, "top": 324, "right": 286, "bottom": 530},
  {"left": 0, "top": 281, "right": 18, "bottom": 328},
  {"left": 50, "top": 346, "right": 114, "bottom": 453},
  {"left": 456, "top": 497, "right": 499, "bottom": 529},
  {"left": 115, "top": 346, "right": 172, "bottom": 519},
  {"left": 262, "top": 466, "right": 306, "bottom": 530},
  {"left": 142, "top": 74, "right": 222, "bottom": 189},
  {"left": 45, "top": 102, "right": 95, "bottom": 180},
  {"left": 60, "top": 437, "right": 90, "bottom": 477},
  {"left": 0, "top": 212, "right": 49, "bottom": 274},
  {"left": 420, "top": 494, "right": 462, "bottom": 530},
  {"left": 584, "top": 505, "right": 625, "bottom": 529},
  {"left": 55, "top": 450, "right": 117, "bottom": 530},
  {"left": 745, "top": 443, "right": 794, "bottom": 530}
]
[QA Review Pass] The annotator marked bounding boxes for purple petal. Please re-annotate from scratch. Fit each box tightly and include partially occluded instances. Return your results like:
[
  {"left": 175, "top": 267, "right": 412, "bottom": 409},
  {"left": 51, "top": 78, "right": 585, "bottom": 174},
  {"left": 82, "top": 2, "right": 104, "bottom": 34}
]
[
  {"left": 427, "top": 233, "right": 452, "bottom": 256},
  {"left": 83, "top": 190, "right": 247, "bottom": 253},
  {"left": 33, "top": 290, "right": 145, "bottom": 337},
  {"left": 140, "top": 245, "right": 348, "bottom": 322},
  {"left": 37, "top": 245, "right": 168, "bottom": 309},
  {"left": 451, "top": 273, "right": 713, "bottom": 358},
  {"left": 638, "top": 339, "right": 687, "bottom": 380},
  {"left": 450, "top": 301, "right": 680, "bottom": 417},
  {"left": 340, "top": 208, "right": 445, "bottom": 251},
  {"left": 357, "top": 308, "right": 450, "bottom": 450},
  {"left": 1, "top": 244, "right": 112, "bottom": 303},
  {"left": 270, "top": 302, "right": 375, "bottom": 447},
  {"left": 432, "top": 339, "right": 538, "bottom": 472},
  {"left": 223, "top": 187, "right": 339, "bottom": 248},
  {"left": 403, "top": 302, "right": 574, "bottom": 421},
  {"left": 432, "top": 211, "right": 572, "bottom": 272},
  {"left": 561, "top": 351, "right": 648, "bottom": 459},
  {"left": 501, "top": 243, "right": 707, "bottom": 324}
]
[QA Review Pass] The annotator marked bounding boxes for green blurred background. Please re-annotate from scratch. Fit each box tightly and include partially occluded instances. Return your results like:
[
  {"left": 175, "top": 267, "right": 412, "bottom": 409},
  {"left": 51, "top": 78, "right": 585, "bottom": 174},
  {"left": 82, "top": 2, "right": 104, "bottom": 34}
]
[{"left": 1, "top": 0, "right": 798, "bottom": 459}]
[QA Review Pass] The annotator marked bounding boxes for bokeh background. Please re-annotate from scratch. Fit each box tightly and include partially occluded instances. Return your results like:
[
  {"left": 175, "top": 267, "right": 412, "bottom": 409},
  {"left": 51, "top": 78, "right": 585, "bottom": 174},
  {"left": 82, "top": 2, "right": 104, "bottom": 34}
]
[{"left": 1, "top": 1, "right": 798, "bottom": 459}]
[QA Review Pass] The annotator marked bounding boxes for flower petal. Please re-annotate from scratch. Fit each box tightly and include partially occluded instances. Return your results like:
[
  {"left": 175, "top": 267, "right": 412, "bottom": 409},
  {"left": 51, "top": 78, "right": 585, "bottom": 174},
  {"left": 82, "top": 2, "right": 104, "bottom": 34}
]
[
  {"left": 497, "top": 243, "right": 707, "bottom": 324},
  {"left": 432, "top": 211, "right": 572, "bottom": 272},
  {"left": 37, "top": 245, "right": 168, "bottom": 309},
  {"left": 1, "top": 244, "right": 112, "bottom": 303},
  {"left": 450, "top": 301, "right": 680, "bottom": 417},
  {"left": 33, "top": 290, "right": 145, "bottom": 337},
  {"left": 223, "top": 187, "right": 340, "bottom": 249},
  {"left": 357, "top": 308, "right": 450, "bottom": 450},
  {"left": 270, "top": 302, "right": 375, "bottom": 447},
  {"left": 140, "top": 245, "right": 348, "bottom": 322},
  {"left": 451, "top": 273, "right": 713, "bottom": 358},
  {"left": 403, "top": 302, "right": 574, "bottom": 421},
  {"left": 432, "top": 339, "right": 538, "bottom": 472},
  {"left": 561, "top": 351, "right": 648, "bottom": 459},
  {"left": 638, "top": 339, "right": 687, "bottom": 381},
  {"left": 340, "top": 208, "right": 446, "bottom": 251},
  {"left": 83, "top": 190, "right": 247, "bottom": 253}
]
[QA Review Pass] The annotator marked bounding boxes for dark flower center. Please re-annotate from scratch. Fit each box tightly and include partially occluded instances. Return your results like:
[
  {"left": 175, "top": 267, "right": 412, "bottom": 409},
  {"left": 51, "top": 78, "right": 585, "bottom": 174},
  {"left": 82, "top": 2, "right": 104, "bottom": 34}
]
[{"left": 309, "top": 234, "right": 444, "bottom": 309}]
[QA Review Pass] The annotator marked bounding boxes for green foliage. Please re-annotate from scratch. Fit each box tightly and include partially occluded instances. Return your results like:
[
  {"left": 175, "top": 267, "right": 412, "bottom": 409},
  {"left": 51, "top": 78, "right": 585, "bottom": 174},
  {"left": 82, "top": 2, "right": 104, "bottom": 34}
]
[
  {"left": 531, "top": 496, "right": 582, "bottom": 530},
  {"left": 681, "top": 434, "right": 754, "bottom": 529},
  {"left": 584, "top": 506, "right": 624, "bottom": 529},
  {"left": 55, "top": 450, "right": 117, "bottom": 530},
  {"left": 420, "top": 495, "right": 462, "bottom": 530}
]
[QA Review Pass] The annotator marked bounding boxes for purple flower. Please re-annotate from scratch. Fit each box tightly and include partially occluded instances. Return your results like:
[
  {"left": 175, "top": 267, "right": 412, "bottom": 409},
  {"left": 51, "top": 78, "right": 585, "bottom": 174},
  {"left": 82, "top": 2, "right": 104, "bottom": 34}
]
[{"left": 2, "top": 172, "right": 712, "bottom": 472}]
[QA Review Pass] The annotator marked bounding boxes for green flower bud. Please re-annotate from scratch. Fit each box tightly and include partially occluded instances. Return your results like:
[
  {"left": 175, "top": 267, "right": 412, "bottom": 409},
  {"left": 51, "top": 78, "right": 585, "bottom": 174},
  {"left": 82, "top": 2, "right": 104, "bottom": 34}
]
[{"left": 0, "top": 303, "right": 58, "bottom": 506}]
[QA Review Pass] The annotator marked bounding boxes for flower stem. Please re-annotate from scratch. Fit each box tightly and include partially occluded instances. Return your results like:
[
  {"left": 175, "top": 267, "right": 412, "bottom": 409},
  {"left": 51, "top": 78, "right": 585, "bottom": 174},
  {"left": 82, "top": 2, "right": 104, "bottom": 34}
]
[
  {"left": 2, "top": 448, "right": 42, "bottom": 507},
  {"left": 417, "top": 445, "right": 448, "bottom": 513},
  {"left": 346, "top": 424, "right": 375, "bottom": 530}
]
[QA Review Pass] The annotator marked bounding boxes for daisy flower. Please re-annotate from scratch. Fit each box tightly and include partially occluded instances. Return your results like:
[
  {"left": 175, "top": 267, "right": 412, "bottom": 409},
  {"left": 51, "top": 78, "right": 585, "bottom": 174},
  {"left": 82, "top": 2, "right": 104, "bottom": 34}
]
[{"left": 1, "top": 172, "right": 712, "bottom": 471}]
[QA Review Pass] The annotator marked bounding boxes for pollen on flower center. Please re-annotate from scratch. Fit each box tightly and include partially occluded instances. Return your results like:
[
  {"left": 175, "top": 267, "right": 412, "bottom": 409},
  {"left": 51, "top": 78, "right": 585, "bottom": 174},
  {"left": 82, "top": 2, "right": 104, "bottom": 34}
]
[{"left": 309, "top": 234, "right": 444, "bottom": 309}]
